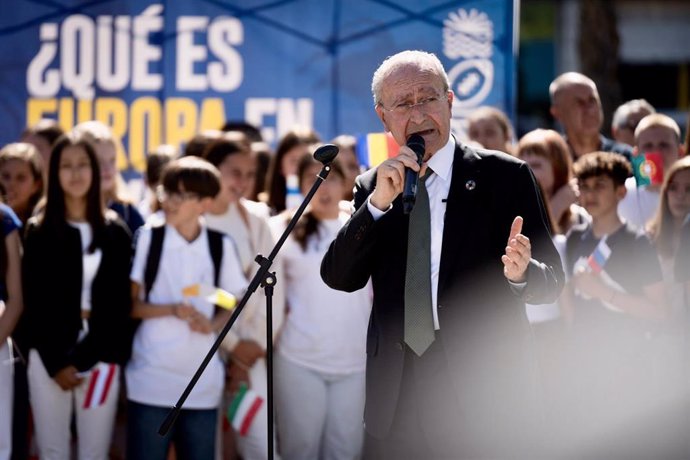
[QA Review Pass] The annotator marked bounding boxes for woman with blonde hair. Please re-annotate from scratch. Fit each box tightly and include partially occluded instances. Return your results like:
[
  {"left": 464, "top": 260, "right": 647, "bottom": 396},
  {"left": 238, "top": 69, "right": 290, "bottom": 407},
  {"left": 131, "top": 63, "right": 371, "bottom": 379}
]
[
  {"left": 517, "top": 129, "right": 589, "bottom": 234},
  {"left": 647, "top": 157, "right": 690, "bottom": 311}
]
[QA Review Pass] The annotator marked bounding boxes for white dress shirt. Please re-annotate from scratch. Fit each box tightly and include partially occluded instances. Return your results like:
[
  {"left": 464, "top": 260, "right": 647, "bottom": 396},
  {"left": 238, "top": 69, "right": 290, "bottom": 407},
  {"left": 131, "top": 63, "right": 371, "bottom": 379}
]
[{"left": 368, "top": 135, "right": 455, "bottom": 329}]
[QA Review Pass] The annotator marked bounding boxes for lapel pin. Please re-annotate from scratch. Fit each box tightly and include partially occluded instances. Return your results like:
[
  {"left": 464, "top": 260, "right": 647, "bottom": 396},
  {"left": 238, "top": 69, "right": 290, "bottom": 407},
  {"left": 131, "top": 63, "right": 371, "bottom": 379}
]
[{"left": 465, "top": 179, "right": 476, "bottom": 191}]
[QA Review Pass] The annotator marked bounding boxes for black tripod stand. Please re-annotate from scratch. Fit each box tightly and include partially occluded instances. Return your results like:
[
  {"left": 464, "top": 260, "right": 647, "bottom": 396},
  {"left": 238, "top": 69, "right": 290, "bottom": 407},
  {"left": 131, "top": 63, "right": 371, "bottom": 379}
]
[{"left": 159, "top": 144, "right": 340, "bottom": 460}]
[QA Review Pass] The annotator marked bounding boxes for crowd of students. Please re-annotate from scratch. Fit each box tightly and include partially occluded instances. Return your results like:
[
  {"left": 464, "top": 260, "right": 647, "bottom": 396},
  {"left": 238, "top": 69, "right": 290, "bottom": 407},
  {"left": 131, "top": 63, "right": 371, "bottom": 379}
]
[{"left": 0, "top": 68, "right": 689, "bottom": 460}]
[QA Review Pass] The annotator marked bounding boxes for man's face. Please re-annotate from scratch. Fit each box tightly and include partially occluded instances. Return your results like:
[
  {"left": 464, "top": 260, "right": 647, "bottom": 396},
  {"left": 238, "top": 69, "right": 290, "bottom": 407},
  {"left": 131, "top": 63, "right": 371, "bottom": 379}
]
[
  {"left": 613, "top": 108, "right": 652, "bottom": 146},
  {"left": 375, "top": 65, "right": 453, "bottom": 160},
  {"left": 578, "top": 175, "right": 625, "bottom": 219},
  {"left": 552, "top": 83, "right": 603, "bottom": 138},
  {"left": 635, "top": 126, "right": 682, "bottom": 171}
]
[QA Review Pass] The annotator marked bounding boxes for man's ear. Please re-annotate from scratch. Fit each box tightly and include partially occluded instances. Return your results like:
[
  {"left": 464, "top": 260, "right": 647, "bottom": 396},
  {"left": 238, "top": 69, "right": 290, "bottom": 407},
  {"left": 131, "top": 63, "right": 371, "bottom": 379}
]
[
  {"left": 375, "top": 105, "right": 390, "bottom": 133},
  {"left": 616, "top": 183, "right": 627, "bottom": 201},
  {"left": 549, "top": 104, "right": 559, "bottom": 121}
]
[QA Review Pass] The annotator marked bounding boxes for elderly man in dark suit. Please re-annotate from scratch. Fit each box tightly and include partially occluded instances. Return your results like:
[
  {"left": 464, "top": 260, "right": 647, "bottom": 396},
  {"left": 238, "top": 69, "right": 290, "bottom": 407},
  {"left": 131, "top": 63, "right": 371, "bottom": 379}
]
[{"left": 321, "top": 50, "right": 564, "bottom": 459}]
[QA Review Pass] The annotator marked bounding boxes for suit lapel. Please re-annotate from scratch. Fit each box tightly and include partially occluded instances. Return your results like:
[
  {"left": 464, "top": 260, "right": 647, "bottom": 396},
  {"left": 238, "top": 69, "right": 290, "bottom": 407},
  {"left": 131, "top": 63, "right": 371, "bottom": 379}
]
[{"left": 438, "top": 143, "right": 484, "bottom": 296}]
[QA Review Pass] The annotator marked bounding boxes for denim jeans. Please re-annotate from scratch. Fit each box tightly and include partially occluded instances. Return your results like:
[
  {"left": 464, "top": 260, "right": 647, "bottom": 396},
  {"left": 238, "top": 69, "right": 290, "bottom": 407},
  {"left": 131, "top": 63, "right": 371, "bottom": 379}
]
[{"left": 126, "top": 400, "right": 217, "bottom": 460}]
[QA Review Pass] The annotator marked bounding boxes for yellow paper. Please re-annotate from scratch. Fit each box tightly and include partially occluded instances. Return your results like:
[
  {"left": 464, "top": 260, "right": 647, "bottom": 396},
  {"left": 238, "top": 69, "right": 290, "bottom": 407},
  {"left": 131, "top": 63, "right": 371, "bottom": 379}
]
[
  {"left": 207, "top": 290, "right": 237, "bottom": 310},
  {"left": 182, "top": 284, "right": 236, "bottom": 310}
]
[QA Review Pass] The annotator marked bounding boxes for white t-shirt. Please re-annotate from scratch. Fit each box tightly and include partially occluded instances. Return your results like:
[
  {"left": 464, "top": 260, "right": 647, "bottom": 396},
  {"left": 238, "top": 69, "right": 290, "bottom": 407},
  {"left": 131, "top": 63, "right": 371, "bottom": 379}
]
[
  {"left": 68, "top": 221, "right": 102, "bottom": 313},
  {"left": 269, "top": 212, "right": 371, "bottom": 375},
  {"left": 126, "top": 223, "right": 247, "bottom": 409},
  {"left": 618, "top": 177, "right": 660, "bottom": 231}
]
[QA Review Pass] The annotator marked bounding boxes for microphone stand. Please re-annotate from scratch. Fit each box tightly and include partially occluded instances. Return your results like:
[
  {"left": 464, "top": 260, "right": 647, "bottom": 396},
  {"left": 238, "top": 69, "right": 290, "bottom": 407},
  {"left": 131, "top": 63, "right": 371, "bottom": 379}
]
[{"left": 159, "top": 144, "right": 340, "bottom": 460}]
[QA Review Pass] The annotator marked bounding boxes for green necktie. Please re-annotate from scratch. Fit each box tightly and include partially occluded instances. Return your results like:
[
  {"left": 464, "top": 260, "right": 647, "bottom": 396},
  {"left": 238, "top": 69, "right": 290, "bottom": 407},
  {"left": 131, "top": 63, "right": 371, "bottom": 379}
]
[{"left": 404, "top": 169, "right": 435, "bottom": 356}]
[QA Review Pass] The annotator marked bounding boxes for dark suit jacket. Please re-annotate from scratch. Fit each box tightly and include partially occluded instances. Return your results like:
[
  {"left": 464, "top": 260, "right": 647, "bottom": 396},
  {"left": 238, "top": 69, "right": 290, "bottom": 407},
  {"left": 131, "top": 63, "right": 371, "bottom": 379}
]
[{"left": 321, "top": 142, "right": 564, "bottom": 451}]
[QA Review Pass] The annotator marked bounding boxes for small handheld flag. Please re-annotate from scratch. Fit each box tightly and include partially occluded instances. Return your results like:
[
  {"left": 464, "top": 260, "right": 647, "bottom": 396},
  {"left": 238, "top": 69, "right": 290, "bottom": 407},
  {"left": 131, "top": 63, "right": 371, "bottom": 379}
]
[
  {"left": 632, "top": 151, "right": 664, "bottom": 187},
  {"left": 82, "top": 363, "right": 117, "bottom": 409},
  {"left": 182, "top": 284, "right": 237, "bottom": 310},
  {"left": 587, "top": 237, "right": 612, "bottom": 274},
  {"left": 356, "top": 133, "right": 400, "bottom": 168},
  {"left": 227, "top": 382, "right": 264, "bottom": 436}
]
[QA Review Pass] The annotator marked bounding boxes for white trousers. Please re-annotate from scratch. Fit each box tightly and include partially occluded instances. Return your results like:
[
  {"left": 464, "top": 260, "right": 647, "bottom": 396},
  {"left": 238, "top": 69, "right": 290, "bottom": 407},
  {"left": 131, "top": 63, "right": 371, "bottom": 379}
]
[
  {"left": 27, "top": 349, "right": 119, "bottom": 460},
  {"left": 274, "top": 354, "right": 365, "bottom": 460},
  {"left": 0, "top": 341, "right": 14, "bottom": 460}
]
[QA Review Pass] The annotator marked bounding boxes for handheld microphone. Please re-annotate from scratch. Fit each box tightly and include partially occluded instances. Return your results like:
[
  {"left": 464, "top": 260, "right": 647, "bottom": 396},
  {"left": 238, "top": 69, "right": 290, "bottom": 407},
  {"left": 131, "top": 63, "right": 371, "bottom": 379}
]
[{"left": 402, "top": 134, "right": 426, "bottom": 214}]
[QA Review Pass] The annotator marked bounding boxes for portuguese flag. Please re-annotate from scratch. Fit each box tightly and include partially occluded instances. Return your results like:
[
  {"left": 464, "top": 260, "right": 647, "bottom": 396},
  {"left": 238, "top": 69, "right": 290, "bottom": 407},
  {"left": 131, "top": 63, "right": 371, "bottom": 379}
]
[{"left": 632, "top": 151, "right": 664, "bottom": 187}]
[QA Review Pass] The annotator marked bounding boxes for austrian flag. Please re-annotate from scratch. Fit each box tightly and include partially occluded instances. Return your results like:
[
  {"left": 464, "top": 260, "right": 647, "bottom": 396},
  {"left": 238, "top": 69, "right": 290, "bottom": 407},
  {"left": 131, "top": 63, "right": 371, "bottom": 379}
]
[{"left": 82, "top": 363, "right": 117, "bottom": 409}]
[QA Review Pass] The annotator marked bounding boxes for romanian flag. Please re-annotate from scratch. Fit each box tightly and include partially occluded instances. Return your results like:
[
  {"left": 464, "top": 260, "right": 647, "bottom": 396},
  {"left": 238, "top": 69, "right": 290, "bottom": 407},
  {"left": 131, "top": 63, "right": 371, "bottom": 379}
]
[
  {"left": 632, "top": 151, "right": 664, "bottom": 187},
  {"left": 587, "top": 237, "right": 612, "bottom": 274},
  {"left": 227, "top": 382, "right": 264, "bottom": 436},
  {"left": 356, "top": 133, "right": 400, "bottom": 168},
  {"left": 82, "top": 363, "right": 117, "bottom": 409},
  {"left": 182, "top": 284, "right": 237, "bottom": 310}
]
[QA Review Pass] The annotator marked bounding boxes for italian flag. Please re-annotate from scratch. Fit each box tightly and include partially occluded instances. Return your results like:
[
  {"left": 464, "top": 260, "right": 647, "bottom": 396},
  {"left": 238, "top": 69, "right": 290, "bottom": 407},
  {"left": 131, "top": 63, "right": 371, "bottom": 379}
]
[
  {"left": 82, "top": 363, "right": 117, "bottom": 409},
  {"left": 227, "top": 383, "right": 264, "bottom": 436}
]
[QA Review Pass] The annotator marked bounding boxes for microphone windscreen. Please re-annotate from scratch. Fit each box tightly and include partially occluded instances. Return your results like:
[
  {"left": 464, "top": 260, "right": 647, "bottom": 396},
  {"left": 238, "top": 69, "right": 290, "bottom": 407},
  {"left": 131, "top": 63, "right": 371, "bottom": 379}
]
[{"left": 313, "top": 144, "right": 339, "bottom": 165}]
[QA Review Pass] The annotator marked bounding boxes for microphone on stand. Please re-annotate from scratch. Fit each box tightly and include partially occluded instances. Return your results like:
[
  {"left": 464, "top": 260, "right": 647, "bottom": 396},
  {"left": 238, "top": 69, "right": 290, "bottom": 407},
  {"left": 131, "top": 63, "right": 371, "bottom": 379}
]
[{"left": 402, "top": 134, "right": 426, "bottom": 214}]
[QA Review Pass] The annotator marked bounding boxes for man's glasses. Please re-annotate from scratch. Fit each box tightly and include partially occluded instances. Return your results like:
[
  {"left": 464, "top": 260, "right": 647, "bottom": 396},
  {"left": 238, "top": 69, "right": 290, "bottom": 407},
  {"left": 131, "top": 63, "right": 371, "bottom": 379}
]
[
  {"left": 380, "top": 93, "right": 448, "bottom": 117},
  {"left": 156, "top": 185, "right": 200, "bottom": 204}
]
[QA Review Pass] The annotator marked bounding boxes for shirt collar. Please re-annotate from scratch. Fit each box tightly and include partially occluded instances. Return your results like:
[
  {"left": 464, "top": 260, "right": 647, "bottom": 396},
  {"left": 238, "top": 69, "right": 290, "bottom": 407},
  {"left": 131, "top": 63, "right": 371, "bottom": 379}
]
[
  {"left": 425, "top": 135, "right": 455, "bottom": 182},
  {"left": 164, "top": 221, "right": 208, "bottom": 250}
]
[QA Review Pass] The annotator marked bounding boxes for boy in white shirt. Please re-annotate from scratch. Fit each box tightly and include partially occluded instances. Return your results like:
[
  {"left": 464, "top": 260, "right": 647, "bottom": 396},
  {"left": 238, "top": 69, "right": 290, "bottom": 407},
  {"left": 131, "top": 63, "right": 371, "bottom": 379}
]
[{"left": 126, "top": 157, "right": 247, "bottom": 460}]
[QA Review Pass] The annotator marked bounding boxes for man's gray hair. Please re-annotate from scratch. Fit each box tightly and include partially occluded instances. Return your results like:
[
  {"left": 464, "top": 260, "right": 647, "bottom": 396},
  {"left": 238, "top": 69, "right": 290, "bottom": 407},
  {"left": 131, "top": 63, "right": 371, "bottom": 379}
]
[
  {"left": 548, "top": 72, "right": 597, "bottom": 105},
  {"left": 371, "top": 50, "right": 450, "bottom": 107},
  {"left": 611, "top": 99, "right": 656, "bottom": 130}
]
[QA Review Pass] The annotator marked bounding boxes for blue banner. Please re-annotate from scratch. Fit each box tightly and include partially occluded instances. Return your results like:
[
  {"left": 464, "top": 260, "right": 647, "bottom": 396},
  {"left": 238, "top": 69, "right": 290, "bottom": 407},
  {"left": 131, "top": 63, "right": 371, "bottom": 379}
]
[{"left": 0, "top": 0, "right": 517, "bottom": 174}]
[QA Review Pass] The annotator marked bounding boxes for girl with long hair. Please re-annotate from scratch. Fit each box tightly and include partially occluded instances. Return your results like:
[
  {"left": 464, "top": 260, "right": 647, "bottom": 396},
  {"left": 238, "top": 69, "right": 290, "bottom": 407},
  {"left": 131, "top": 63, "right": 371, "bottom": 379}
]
[
  {"left": 517, "top": 129, "right": 589, "bottom": 234},
  {"left": 647, "top": 156, "right": 690, "bottom": 311},
  {"left": 270, "top": 153, "right": 370, "bottom": 460},
  {"left": 264, "top": 128, "right": 320, "bottom": 214},
  {"left": 23, "top": 133, "right": 132, "bottom": 459}
]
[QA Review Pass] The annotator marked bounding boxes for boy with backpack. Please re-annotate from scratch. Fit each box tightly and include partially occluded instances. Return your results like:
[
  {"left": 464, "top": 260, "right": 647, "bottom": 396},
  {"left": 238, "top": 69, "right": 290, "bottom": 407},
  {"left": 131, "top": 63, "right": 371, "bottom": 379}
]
[{"left": 125, "top": 157, "right": 247, "bottom": 460}]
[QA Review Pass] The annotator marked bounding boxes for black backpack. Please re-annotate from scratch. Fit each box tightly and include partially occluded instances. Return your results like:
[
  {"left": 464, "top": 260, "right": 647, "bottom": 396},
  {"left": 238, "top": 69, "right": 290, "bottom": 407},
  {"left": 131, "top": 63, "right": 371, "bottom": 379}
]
[{"left": 142, "top": 225, "right": 224, "bottom": 302}]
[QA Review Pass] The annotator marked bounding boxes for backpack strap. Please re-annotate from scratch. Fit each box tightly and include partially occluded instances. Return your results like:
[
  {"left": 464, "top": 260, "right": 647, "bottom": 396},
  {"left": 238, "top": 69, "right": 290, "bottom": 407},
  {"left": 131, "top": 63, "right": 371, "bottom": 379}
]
[
  {"left": 143, "top": 225, "right": 166, "bottom": 302},
  {"left": 207, "top": 228, "right": 224, "bottom": 287},
  {"left": 143, "top": 226, "right": 223, "bottom": 303}
]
